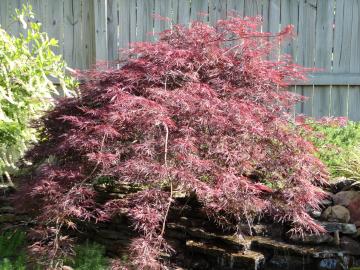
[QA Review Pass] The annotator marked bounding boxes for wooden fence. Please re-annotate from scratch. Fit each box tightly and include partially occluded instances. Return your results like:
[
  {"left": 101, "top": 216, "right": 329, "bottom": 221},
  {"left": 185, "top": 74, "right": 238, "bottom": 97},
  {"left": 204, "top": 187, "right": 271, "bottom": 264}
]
[{"left": 1, "top": 0, "right": 360, "bottom": 120}]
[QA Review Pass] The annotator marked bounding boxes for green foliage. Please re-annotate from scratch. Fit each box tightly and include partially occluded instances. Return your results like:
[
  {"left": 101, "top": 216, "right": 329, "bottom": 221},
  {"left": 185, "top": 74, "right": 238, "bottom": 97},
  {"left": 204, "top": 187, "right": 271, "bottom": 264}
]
[
  {"left": 0, "top": 230, "right": 26, "bottom": 270},
  {"left": 0, "top": 4, "right": 76, "bottom": 179},
  {"left": 307, "top": 119, "right": 360, "bottom": 177},
  {"left": 336, "top": 146, "right": 360, "bottom": 181},
  {"left": 68, "top": 242, "right": 109, "bottom": 270}
]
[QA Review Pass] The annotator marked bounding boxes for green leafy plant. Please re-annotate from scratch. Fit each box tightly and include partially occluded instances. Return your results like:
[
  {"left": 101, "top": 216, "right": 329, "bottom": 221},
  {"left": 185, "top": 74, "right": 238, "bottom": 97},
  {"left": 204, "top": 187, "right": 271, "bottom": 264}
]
[
  {"left": 0, "top": 4, "right": 76, "bottom": 183},
  {"left": 0, "top": 230, "right": 26, "bottom": 270},
  {"left": 303, "top": 117, "right": 360, "bottom": 177},
  {"left": 67, "top": 242, "right": 109, "bottom": 270},
  {"left": 335, "top": 146, "right": 360, "bottom": 181}
]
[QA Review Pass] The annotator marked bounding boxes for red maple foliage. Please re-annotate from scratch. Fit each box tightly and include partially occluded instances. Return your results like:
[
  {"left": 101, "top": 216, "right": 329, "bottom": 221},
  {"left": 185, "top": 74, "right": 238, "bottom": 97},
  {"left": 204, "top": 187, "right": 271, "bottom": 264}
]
[{"left": 17, "top": 17, "right": 328, "bottom": 269}]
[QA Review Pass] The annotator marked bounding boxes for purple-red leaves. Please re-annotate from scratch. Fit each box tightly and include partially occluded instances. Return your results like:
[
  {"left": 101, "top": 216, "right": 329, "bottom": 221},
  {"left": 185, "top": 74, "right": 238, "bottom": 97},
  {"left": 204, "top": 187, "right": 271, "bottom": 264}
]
[{"left": 18, "top": 16, "right": 328, "bottom": 268}]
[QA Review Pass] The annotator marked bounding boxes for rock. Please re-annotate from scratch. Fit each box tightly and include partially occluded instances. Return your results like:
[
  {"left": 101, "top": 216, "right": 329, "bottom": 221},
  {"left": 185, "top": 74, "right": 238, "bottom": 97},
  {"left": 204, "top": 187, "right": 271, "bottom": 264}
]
[
  {"left": 61, "top": 266, "right": 74, "bottom": 270},
  {"left": 318, "top": 257, "right": 350, "bottom": 270},
  {"left": 320, "top": 197, "right": 334, "bottom": 209},
  {"left": 268, "top": 254, "right": 313, "bottom": 269},
  {"left": 343, "top": 182, "right": 360, "bottom": 191},
  {"left": 166, "top": 223, "right": 251, "bottom": 251},
  {"left": 0, "top": 214, "right": 17, "bottom": 223},
  {"left": 251, "top": 236, "right": 347, "bottom": 259},
  {"left": 330, "top": 177, "right": 356, "bottom": 193},
  {"left": 310, "top": 210, "right": 323, "bottom": 219},
  {"left": 333, "top": 191, "right": 360, "bottom": 207},
  {"left": 289, "top": 233, "right": 334, "bottom": 245},
  {"left": 321, "top": 205, "right": 351, "bottom": 223},
  {"left": 340, "top": 236, "right": 360, "bottom": 256},
  {"left": 348, "top": 197, "right": 360, "bottom": 226},
  {"left": 186, "top": 240, "right": 265, "bottom": 270},
  {"left": 319, "top": 222, "right": 357, "bottom": 235},
  {"left": 0, "top": 206, "right": 14, "bottom": 213}
]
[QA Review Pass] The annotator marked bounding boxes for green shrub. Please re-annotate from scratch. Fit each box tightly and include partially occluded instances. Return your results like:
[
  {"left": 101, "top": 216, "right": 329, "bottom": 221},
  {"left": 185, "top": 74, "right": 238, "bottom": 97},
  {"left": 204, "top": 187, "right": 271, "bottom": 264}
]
[
  {"left": 335, "top": 146, "right": 360, "bottom": 181},
  {"left": 0, "top": 5, "right": 76, "bottom": 182},
  {"left": 69, "top": 242, "right": 109, "bottom": 270},
  {"left": 306, "top": 118, "right": 360, "bottom": 177},
  {"left": 0, "top": 230, "right": 26, "bottom": 270}
]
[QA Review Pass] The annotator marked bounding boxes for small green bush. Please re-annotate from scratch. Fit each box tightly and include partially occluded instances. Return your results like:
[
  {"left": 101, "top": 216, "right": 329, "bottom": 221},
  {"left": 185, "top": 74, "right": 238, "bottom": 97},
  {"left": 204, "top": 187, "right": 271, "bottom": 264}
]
[
  {"left": 335, "top": 146, "right": 360, "bottom": 181},
  {"left": 306, "top": 118, "right": 360, "bottom": 177},
  {"left": 0, "top": 230, "right": 26, "bottom": 270},
  {"left": 0, "top": 5, "right": 75, "bottom": 181},
  {"left": 68, "top": 242, "right": 109, "bottom": 270}
]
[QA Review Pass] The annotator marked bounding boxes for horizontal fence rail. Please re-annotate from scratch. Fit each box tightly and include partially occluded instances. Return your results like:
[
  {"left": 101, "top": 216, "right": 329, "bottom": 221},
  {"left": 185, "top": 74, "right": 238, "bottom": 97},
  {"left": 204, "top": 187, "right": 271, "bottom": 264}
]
[{"left": 1, "top": 0, "right": 360, "bottom": 120}]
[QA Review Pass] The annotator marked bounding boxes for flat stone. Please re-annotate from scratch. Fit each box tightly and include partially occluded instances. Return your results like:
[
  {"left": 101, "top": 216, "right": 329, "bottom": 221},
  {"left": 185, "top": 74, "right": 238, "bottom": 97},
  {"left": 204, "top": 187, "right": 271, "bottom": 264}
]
[
  {"left": 250, "top": 236, "right": 349, "bottom": 259},
  {"left": 0, "top": 214, "right": 17, "bottom": 223},
  {"left": 289, "top": 233, "right": 334, "bottom": 245},
  {"left": 330, "top": 177, "right": 356, "bottom": 193},
  {"left": 166, "top": 223, "right": 251, "bottom": 251},
  {"left": 321, "top": 205, "right": 351, "bottom": 223},
  {"left": 319, "top": 222, "right": 357, "bottom": 235},
  {"left": 340, "top": 236, "right": 360, "bottom": 256},
  {"left": 186, "top": 240, "right": 265, "bottom": 270},
  {"left": 0, "top": 206, "right": 15, "bottom": 213},
  {"left": 268, "top": 254, "right": 314, "bottom": 269}
]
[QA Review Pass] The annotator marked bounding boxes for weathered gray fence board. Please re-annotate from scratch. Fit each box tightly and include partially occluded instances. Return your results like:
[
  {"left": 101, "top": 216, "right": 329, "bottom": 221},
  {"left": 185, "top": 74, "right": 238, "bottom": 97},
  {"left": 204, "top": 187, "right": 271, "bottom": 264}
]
[
  {"left": 190, "top": 0, "right": 208, "bottom": 22},
  {"left": 107, "top": 0, "right": 119, "bottom": 61},
  {"left": 312, "top": 0, "right": 334, "bottom": 118},
  {"left": 244, "top": 0, "right": 262, "bottom": 17},
  {"left": 348, "top": 0, "right": 360, "bottom": 120},
  {"left": 154, "top": 0, "right": 172, "bottom": 34},
  {"left": 227, "top": 0, "right": 245, "bottom": 18},
  {"left": 94, "top": 0, "right": 108, "bottom": 61},
  {"left": 209, "top": 0, "right": 227, "bottom": 25},
  {"left": 332, "top": 0, "right": 354, "bottom": 117},
  {"left": 177, "top": 0, "right": 190, "bottom": 25},
  {"left": 1, "top": 0, "right": 360, "bottom": 120}
]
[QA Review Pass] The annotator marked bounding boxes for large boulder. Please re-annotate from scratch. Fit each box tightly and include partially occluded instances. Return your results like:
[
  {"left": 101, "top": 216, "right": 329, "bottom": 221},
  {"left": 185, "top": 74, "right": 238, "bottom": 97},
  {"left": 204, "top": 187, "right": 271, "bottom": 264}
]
[
  {"left": 333, "top": 191, "right": 360, "bottom": 226},
  {"left": 321, "top": 205, "right": 351, "bottom": 223},
  {"left": 333, "top": 191, "right": 360, "bottom": 207},
  {"left": 348, "top": 197, "right": 360, "bottom": 227}
]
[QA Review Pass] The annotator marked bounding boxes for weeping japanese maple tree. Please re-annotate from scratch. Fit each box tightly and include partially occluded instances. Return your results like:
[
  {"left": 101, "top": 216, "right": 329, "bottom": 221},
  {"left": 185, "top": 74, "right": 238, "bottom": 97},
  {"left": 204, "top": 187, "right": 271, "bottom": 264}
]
[{"left": 18, "top": 16, "right": 328, "bottom": 269}]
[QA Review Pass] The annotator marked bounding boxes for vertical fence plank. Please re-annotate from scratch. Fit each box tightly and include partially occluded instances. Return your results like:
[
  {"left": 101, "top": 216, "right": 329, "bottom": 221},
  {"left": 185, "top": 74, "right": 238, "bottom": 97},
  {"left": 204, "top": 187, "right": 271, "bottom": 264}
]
[
  {"left": 82, "top": 0, "right": 96, "bottom": 68},
  {"left": 118, "top": 0, "right": 131, "bottom": 52},
  {"left": 296, "top": 0, "right": 317, "bottom": 116},
  {"left": 5, "top": 0, "right": 23, "bottom": 36},
  {"left": 332, "top": 0, "right": 353, "bottom": 117},
  {"left": 176, "top": 0, "right": 190, "bottom": 25},
  {"left": 136, "top": 0, "right": 155, "bottom": 42},
  {"left": 0, "top": 0, "right": 8, "bottom": 28},
  {"left": 227, "top": 0, "right": 245, "bottom": 17},
  {"left": 43, "top": 0, "right": 64, "bottom": 55},
  {"left": 94, "top": 0, "right": 108, "bottom": 61},
  {"left": 107, "top": 0, "right": 119, "bottom": 62},
  {"left": 268, "top": 0, "right": 280, "bottom": 60},
  {"left": 348, "top": 0, "right": 360, "bottom": 120},
  {"left": 190, "top": 0, "right": 208, "bottom": 22},
  {"left": 244, "top": 0, "right": 262, "bottom": 17},
  {"left": 312, "top": 0, "right": 334, "bottom": 118},
  {"left": 209, "top": 0, "right": 227, "bottom": 25},
  {"left": 154, "top": 0, "right": 172, "bottom": 35},
  {"left": 63, "top": 0, "right": 83, "bottom": 69}
]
